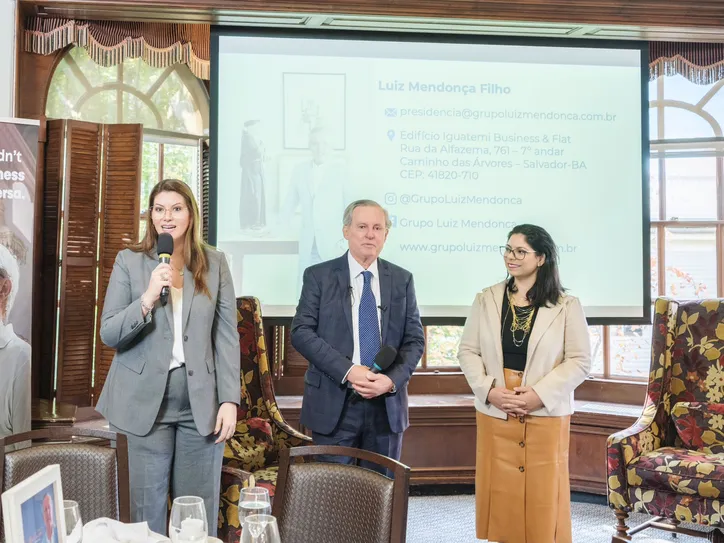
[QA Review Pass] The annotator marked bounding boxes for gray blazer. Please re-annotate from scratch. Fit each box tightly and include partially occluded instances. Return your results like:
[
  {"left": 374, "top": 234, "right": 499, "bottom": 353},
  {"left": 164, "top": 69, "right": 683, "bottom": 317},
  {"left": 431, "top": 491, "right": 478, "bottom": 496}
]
[{"left": 96, "top": 246, "right": 240, "bottom": 437}]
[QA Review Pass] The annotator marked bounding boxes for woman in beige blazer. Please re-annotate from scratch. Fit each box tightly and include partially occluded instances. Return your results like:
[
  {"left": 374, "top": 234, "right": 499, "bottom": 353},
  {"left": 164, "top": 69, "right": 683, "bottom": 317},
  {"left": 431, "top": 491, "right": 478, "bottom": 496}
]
[{"left": 458, "top": 224, "right": 591, "bottom": 543}]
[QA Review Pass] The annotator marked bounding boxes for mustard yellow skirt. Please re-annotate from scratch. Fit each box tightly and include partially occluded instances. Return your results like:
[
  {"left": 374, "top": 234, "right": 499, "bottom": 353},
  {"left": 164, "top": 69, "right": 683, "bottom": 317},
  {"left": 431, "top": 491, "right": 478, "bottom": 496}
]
[{"left": 475, "top": 369, "right": 572, "bottom": 543}]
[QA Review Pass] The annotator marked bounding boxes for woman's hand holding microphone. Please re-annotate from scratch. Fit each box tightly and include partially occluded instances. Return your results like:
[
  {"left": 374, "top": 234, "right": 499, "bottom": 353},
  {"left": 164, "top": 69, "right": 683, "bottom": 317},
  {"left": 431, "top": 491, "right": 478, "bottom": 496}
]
[{"left": 140, "top": 263, "right": 173, "bottom": 317}]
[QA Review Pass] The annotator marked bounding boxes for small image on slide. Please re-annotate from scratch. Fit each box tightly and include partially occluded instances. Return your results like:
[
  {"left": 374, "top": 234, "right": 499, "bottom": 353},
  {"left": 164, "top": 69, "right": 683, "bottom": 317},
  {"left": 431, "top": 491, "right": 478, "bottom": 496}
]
[
  {"left": 239, "top": 119, "right": 266, "bottom": 232},
  {"left": 283, "top": 72, "right": 346, "bottom": 150}
]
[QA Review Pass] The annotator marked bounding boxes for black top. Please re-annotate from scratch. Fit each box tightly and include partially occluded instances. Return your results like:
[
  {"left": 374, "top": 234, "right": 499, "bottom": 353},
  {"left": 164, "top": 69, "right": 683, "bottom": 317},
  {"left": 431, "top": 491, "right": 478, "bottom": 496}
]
[{"left": 500, "top": 289, "right": 539, "bottom": 372}]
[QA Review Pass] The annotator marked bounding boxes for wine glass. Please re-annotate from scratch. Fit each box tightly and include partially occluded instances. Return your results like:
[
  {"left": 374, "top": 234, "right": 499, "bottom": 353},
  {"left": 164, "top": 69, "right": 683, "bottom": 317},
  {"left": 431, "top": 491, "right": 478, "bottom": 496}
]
[
  {"left": 238, "top": 487, "right": 271, "bottom": 527},
  {"left": 241, "top": 514, "right": 280, "bottom": 543},
  {"left": 169, "top": 496, "right": 207, "bottom": 543},
  {"left": 63, "top": 500, "right": 82, "bottom": 543}
]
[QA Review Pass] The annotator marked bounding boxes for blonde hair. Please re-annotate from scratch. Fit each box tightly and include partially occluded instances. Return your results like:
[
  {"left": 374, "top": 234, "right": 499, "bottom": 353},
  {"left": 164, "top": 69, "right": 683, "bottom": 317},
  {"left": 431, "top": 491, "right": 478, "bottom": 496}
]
[{"left": 128, "top": 179, "right": 210, "bottom": 297}]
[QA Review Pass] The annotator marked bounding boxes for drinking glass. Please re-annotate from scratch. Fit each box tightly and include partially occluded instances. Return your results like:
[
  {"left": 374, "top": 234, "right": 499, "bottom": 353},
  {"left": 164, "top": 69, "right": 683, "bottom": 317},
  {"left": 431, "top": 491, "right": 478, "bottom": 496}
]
[
  {"left": 63, "top": 500, "right": 82, "bottom": 543},
  {"left": 169, "top": 496, "right": 207, "bottom": 543},
  {"left": 241, "top": 514, "right": 280, "bottom": 543},
  {"left": 237, "top": 487, "right": 271, "bottom": 527}
]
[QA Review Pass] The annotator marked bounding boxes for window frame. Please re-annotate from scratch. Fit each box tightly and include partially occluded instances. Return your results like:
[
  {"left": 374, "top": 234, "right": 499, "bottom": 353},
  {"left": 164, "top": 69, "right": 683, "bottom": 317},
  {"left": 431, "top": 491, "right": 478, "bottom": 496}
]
[{"left": 140, "top": 128, "right": 207, "bottom": 220}]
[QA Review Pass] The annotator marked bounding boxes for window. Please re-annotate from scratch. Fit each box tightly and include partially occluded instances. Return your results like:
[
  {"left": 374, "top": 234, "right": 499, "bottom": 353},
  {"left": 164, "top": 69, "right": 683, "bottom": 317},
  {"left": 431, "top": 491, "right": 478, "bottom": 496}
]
[
  {"left": 427, "top": 74, "right": 724, "bottom": 380},
  {"left": 46, "top": 46, "right": 209, "bottom": 236},
  {"left": 423, "top": 326, "right": 465, "bottom": 369},
  {"left": 45, "top": 48, "right": 211, "bottom": 396}
]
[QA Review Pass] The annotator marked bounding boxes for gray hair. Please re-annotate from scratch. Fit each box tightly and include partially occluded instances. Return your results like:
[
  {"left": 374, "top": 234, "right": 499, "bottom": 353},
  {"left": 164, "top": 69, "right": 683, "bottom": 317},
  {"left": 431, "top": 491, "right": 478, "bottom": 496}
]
[
  {"left": 342, "top": 199, "right": 391, "bottom": 229},
  {"left": 0, "top": 244, "right": 18, "bottom": 318}
]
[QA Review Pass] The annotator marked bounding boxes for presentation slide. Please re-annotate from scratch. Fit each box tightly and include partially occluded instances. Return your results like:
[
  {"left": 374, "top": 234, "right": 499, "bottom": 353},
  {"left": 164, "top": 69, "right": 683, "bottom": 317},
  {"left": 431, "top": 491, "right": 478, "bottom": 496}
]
[{"left": 213, "top": 33, "right": 646, "bottom": 320}]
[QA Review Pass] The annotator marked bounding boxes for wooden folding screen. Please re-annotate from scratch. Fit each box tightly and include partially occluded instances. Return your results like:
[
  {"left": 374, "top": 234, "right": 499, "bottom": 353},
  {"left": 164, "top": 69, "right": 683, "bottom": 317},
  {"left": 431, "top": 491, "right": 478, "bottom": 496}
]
[
  {"left": 40, "top": 119, "right": 142, "bottom": 406},
  {"left": 93, "top": 125, "right": 144, "bottom": 401}
]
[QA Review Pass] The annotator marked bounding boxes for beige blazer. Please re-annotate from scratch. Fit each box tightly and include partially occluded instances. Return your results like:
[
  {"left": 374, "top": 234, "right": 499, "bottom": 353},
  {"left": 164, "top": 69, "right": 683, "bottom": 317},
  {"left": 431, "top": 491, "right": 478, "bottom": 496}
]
[{"left": 458, "top": 281, "right": 591, "bottom": 419}]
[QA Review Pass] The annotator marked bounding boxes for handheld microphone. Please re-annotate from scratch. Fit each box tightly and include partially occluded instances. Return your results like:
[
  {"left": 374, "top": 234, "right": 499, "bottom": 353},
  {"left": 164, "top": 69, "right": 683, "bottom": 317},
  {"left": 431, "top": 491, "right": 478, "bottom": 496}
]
[
  {"left": 157, "top": 233, "right": 174, "bottom": 305},
  {"left": 353, "top": 345, "right": 398, "bottom": 398}
]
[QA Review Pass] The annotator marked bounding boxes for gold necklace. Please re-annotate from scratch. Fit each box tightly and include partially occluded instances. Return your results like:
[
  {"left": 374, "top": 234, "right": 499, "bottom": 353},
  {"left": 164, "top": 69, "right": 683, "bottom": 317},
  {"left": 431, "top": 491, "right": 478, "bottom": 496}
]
[{"left": 507, "top": 289, "right": 535, "bottom": 347}]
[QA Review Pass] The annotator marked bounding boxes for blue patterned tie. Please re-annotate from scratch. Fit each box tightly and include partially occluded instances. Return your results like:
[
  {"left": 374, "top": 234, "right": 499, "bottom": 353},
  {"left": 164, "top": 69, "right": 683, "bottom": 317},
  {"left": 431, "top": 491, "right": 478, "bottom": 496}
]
[{"left": 359, "top": 270, "right": 381, "bottom": 368}]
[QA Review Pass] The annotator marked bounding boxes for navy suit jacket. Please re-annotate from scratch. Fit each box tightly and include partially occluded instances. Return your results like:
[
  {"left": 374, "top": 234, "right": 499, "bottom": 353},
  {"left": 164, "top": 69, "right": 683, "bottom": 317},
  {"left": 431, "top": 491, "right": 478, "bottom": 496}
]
[{"left": 291, "top": 253, "right": 425, "bottom": 435}]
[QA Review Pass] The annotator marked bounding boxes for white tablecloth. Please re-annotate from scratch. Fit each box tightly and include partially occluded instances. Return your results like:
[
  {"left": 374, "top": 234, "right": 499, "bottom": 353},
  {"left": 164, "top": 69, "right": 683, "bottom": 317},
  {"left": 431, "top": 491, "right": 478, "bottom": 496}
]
[
  {"left": 82, "top": 518, "right": 170, "bottom": 542},
  {"left": 80, "top": 518, "right": 223, "bottom": 543}
]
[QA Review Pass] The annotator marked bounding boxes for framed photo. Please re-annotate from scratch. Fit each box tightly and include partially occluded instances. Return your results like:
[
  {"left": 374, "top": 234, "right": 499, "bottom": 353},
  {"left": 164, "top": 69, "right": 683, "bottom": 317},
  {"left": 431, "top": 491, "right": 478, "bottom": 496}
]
[
  {"left": 282, "top": 72, "right": 346, "bottom": 150},
  {"left": 2, "top": 464, "right": 66, "bottom": 543}
]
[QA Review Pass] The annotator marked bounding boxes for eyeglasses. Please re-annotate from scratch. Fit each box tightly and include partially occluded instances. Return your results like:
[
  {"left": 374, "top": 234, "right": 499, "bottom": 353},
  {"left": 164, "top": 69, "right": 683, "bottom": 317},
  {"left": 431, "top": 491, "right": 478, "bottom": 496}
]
[
  {"left": 150, "top": 205, "right": 188, "bottom": 219},
  {"left": 499, "top": 245, "right": 535, "bottom": 260}
]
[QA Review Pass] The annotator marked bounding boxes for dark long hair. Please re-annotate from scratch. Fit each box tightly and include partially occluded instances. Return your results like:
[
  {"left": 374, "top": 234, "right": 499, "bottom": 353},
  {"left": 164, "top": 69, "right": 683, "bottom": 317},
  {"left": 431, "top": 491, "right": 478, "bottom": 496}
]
[{"left": 506, "top": 224, "right": 564, "bottom": 307}]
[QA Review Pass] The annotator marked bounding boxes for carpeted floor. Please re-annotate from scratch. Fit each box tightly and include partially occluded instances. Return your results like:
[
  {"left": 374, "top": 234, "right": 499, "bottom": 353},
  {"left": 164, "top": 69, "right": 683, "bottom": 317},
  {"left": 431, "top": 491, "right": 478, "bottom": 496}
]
[{"left": 406, "top": 494, "right": 710, "bottom": 542}]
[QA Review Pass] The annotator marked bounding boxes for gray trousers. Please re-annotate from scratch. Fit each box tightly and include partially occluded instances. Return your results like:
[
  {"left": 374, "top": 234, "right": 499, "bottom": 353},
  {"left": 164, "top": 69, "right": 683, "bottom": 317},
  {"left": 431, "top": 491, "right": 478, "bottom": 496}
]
[{"left": 112, "top": 367, "right": 224, "bottom": 536}]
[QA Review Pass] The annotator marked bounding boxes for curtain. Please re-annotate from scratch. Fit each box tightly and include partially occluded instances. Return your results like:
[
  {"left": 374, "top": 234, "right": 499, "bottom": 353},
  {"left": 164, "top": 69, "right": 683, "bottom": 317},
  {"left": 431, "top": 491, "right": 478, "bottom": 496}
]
[
  {"left": 649, "top": 42, "right": 724, "bottom": 84},
  {"left": 24, "top": 18, "right": 210, "bottom": 80},
  {"left": 23, "top": 18, "right": 724, "bottom": 86}
]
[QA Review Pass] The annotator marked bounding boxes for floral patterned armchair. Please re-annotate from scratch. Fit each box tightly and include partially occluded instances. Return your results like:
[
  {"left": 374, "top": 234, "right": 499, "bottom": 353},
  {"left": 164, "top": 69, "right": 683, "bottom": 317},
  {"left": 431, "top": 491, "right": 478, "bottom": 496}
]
[
  {"left": 218, "top": 297, "right": 311, "bottom": 543},
  {"left": 607, "top": 298, "right": 724, "bottom": 542}
]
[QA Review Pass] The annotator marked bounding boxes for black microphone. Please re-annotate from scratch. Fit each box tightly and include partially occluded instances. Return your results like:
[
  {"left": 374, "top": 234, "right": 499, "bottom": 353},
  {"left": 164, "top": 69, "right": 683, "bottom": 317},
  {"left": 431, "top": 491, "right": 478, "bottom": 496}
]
[
  {"left": 352, "top": 345, "right": 398, "bottom": 398},
  {"left": 378, "top": 305, "right": 388, "bottom": 312},
  {"left": 157, "top": 232, "right": 174, "bottom": 305}
]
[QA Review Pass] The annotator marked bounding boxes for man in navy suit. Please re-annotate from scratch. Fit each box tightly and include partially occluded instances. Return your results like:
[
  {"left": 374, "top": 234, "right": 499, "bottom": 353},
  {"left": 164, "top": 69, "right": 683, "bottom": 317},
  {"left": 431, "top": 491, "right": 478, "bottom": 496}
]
[{"left": 291, "top": 199, "right": 425, "bottom": 470}]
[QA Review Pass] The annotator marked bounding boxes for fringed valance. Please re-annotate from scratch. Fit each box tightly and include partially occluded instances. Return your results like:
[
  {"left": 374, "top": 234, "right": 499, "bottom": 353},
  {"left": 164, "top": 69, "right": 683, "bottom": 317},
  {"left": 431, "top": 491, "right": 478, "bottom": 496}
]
[
  {"left": 21, "top": 19, "right": 724, "bottom": 87},
  {"left": 24, "top": 18, "right": 210, "bottom": 80},
  {"left": 649, "top": 42, "right": 724, "bottom": 85}
]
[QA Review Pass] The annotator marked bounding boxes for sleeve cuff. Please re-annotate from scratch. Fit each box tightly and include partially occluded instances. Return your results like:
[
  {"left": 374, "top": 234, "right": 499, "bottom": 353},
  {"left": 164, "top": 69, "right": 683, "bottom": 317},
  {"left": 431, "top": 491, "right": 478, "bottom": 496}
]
[
  {"left": 342, "top": 365, "right": 354, "bottom": 384},
  {"left": 531, "top": 383, "right": 558, "bottom": 412},
  {"left": 139, "top": 298, "right": 154, "bottom": 323},
  {"left": 484, "top": 378, "right": 496, "bottom": 404},
  {"left": 471, "top": 375, "right": 496, "bottom": 407}
]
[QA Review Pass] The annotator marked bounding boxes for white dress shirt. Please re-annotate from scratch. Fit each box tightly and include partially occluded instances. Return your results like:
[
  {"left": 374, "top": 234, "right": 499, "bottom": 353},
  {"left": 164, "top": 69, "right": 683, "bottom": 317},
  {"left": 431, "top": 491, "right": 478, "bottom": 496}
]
[
  {"left": 348, "top": 251, "right": 382, "bottom": 366},
  {"left": 169, "top": 286, "right": 185, "bottom": 370}
]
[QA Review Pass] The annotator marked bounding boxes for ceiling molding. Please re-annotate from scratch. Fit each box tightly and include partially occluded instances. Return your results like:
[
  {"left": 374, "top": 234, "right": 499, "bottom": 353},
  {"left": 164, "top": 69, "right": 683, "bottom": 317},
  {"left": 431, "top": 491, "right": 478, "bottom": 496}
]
[{"left": 21, "top": 0, "right": 724, "bottom": 42}]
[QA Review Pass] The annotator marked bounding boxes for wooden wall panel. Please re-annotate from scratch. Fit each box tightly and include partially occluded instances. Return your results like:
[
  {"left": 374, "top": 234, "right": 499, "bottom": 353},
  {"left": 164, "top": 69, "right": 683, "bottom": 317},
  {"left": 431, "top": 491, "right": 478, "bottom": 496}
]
[
  {"left": 278, "top": 396, "right": 638, "bottom": 492},
  {"left": 569, "top": 425, "right": 614, "bottom": 494},
  {"left": 15, "top": 46, "right": 62, "bottom": 120}
]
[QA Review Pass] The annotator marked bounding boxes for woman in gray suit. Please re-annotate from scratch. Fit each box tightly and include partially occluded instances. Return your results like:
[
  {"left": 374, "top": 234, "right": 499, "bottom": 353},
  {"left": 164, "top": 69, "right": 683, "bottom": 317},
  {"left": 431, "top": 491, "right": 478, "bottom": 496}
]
[{"left": 96, "top": 179, "right": 240, "bottom": 537}]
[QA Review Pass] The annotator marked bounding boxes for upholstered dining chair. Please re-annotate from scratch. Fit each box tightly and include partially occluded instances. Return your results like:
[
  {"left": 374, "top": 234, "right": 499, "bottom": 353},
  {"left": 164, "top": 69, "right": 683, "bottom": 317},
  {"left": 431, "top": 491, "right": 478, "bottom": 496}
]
[
  {"left": 218, "top": 296, "right": 311, "bottom": 543},
  {"left": 607, "top": 298, "right": 724, "bottom": 542},
  {"left": 0, "top": 426, "right": 130, "bottom": 534},
  {"left": 271, "top": 445, "right": 411, "bottom": 543}
]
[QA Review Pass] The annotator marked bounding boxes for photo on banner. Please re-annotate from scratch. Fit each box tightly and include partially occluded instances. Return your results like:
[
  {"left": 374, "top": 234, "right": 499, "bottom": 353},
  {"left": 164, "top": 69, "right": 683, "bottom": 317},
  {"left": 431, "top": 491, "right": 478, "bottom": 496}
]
[{"left": 0, "top": 118, "right": 40, "bottom": 446}]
